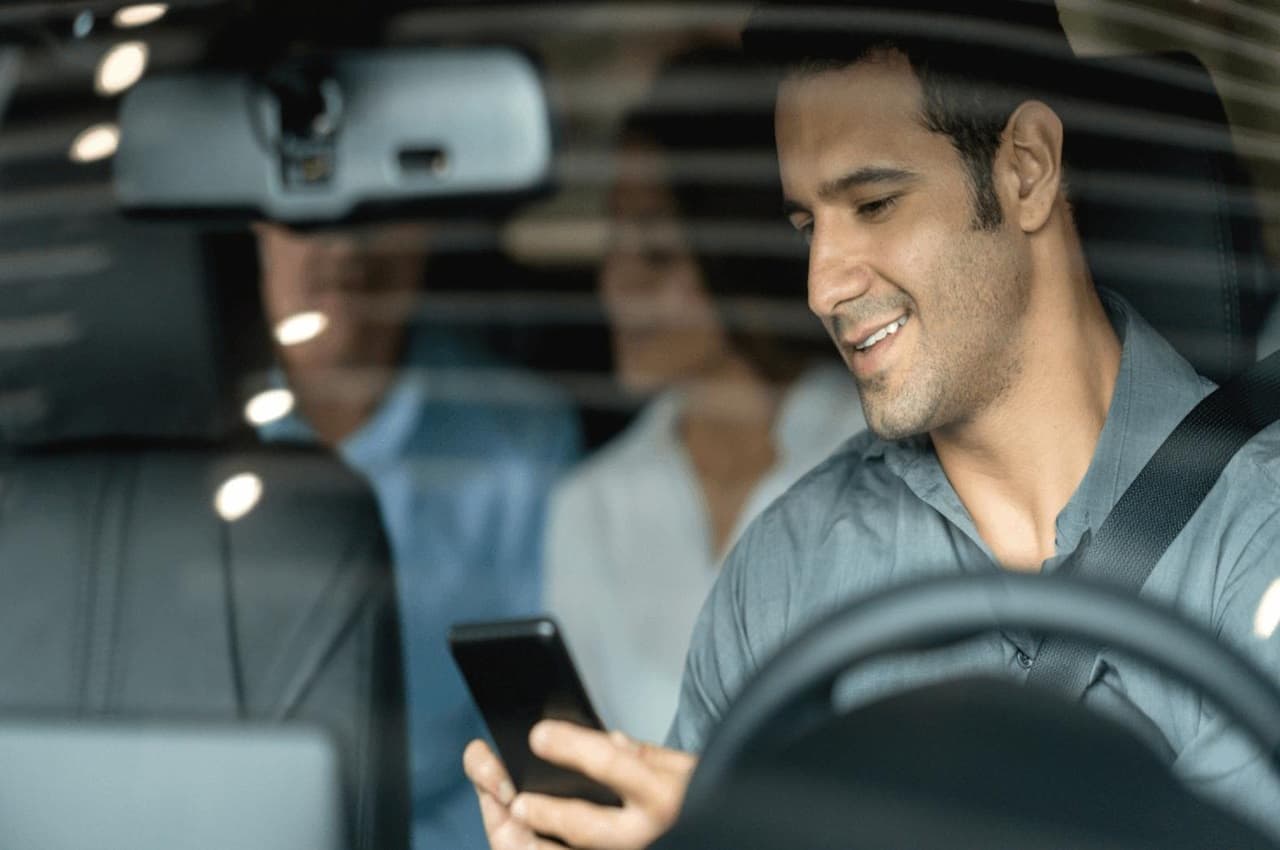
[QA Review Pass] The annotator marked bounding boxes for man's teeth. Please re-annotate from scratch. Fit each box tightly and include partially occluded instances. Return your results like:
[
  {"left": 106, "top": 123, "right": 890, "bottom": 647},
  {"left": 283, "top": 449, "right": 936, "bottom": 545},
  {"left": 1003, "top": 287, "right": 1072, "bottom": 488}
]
[{"left": 855, "top": 316, "right": 908, "bottom": 351}]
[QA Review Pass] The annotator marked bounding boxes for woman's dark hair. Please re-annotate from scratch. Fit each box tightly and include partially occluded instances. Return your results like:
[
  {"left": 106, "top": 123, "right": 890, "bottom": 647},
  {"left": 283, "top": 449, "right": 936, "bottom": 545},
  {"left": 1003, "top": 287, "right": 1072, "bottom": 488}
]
[
  {"left": 741, "top": 0, "right": 1081, "bottom": 231},
  {"left": 617, "top": 45, "right": 830, "bottom": 385}
]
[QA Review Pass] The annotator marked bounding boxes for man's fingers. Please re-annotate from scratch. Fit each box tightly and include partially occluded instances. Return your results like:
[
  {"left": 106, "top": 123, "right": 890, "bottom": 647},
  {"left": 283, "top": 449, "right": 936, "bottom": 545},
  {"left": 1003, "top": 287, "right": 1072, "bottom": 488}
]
[
  {"left": 475, "top": 787, "right": 512, "bottom": 836},
  {"left": 512, "top": 792, "right": 632, "bottom": 850},
  {"left": 608, "top": 730, "right": 696, "bottom": 775},
  {"left": 477, "top": 788, "right": 573, "bottom": 850},
  {"left": 529, "top": 722, "right": 667, "bottom": 807},
  {"left": 463, "top": 739, "right": 516, "bottom": 805},
  {"left": 633, "top": 739, "right": 697, "bottom": 775}
]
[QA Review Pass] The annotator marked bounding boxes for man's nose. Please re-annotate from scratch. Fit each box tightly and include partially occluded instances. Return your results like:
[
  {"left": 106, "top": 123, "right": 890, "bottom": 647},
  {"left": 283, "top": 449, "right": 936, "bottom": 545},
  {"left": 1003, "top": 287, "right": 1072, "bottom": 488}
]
[{"left": 806, "top": 222, "right": 875, "bottom": 317}]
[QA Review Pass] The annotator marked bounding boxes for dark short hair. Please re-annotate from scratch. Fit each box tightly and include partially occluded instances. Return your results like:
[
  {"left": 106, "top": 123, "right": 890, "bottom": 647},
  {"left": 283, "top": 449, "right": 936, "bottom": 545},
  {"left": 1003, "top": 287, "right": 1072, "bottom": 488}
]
[
  {"left": 741, "top": 0, "right": 1081, "bottom": 230},
  {"left": 617, "top": 45, "right": 831, "bottom": 383}
]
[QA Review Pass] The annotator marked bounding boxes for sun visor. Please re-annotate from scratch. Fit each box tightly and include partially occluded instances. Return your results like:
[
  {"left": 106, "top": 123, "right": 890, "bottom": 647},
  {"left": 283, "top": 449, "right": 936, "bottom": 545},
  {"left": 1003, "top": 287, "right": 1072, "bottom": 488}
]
[{"left": 114, "top": 47, "right": 554, "bottom": 224}]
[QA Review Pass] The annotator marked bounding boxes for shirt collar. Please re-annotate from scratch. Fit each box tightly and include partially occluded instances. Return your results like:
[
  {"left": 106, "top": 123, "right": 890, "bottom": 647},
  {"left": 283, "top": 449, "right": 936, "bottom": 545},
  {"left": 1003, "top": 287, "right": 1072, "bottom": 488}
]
[{"left": 258, "top": 325, "right": 439, "bottom": 465}]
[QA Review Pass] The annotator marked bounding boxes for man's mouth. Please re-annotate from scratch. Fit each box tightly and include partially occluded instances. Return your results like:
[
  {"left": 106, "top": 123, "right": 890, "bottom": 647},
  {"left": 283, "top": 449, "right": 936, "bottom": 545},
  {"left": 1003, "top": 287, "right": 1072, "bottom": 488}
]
[{"left": 854, "top": 315, "right": 909, "bottom": 352}]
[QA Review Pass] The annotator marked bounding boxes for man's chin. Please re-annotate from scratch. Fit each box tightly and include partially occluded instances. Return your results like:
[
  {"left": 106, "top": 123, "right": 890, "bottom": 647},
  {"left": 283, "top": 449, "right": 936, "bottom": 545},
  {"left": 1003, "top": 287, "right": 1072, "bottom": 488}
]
[
  {"left": 861, "top": 397, "right": 933, "bottom": 443},
  {"left": 865, "top": 419, "right": 924, "bottom": 442}
]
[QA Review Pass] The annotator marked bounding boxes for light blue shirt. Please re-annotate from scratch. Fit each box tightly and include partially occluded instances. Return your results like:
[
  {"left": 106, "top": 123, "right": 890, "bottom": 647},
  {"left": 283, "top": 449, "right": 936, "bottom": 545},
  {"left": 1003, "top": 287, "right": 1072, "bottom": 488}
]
[{"left": 263, "top": 327, "right": 581, "bottom": 850}]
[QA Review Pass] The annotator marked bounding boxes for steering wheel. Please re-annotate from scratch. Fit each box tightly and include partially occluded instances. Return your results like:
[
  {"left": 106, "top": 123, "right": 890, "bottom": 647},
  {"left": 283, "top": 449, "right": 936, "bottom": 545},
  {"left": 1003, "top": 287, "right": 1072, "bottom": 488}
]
[{"left": 683, "top": 573, "right": 1280, "bottom": 812}]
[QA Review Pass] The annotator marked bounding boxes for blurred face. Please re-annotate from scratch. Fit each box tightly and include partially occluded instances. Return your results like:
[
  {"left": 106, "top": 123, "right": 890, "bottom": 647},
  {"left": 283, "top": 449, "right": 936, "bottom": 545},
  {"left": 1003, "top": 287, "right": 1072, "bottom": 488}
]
[
  {"left": 600, "top": 141, "right": 731, "bottom": 394},
  {"left": 777, "top": 54, "right": 1031, "bottom": 440},
  {"left": 255, "top": 221, "right": 429, "bottom": 373}
]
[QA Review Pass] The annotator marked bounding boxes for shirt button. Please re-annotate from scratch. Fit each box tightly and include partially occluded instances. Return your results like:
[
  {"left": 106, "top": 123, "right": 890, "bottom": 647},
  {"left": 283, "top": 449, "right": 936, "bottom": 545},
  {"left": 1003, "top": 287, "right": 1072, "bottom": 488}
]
[{"left": 1016, "top": 651, "right": 1034, "bottom": 670}]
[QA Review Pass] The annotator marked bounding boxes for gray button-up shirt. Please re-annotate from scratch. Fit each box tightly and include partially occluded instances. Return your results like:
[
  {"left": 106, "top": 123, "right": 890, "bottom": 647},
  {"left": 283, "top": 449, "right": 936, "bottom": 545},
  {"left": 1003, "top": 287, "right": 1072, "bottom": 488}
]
[{"left": 668, "top": 293, "right": 1280, "bottom": 836}]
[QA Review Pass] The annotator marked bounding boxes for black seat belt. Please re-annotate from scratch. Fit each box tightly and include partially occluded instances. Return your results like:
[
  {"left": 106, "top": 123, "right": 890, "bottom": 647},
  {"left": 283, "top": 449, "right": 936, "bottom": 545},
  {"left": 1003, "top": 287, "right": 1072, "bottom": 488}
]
[{"left": 1027, "top": 348, "right": 1280, "bottom": 698}]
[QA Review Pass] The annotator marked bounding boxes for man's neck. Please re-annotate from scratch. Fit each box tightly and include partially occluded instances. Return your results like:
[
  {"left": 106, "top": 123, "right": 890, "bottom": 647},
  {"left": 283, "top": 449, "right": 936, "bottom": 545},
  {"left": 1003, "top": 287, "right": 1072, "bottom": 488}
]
[
  {"left": 283, "top": 361, "right": 401, "bottom": 449},
  {"left": 931, "top": 281, "right": 1122, "bottom": 571}
]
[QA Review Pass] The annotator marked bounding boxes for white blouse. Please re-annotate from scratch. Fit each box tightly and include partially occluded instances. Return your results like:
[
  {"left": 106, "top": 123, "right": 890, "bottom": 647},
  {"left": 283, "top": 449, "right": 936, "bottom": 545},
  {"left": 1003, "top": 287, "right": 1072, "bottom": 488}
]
[{"left": 543, "top": 365, "right": 866, "bottom": 743}]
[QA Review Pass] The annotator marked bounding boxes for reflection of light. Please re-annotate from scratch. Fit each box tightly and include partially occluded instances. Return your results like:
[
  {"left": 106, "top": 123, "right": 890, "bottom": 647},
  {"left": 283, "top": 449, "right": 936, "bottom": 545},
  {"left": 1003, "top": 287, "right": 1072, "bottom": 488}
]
[
  {"left": 1254, "top": 579, "right": 1280, "bottom": 639},
  {"left": 69, "top": 123, "right": 120, "bottom": 163},
  {"left": 95, "top": 41, "right": 149, "bottom": 96},
  {"left": 215, "top": 473, "right": 263, "bottom": 522},
  {"left": 72, "top": 10, "right": 94, "bottom": 39},
  {"left": 275, "top": 311, "right": 329, "bottom": 346},
  {"left": 244, "top": 388, "right": 295, "bottom": 426},
  {"left": 113, "top": 4, "right": 168, "bottom": 28}
]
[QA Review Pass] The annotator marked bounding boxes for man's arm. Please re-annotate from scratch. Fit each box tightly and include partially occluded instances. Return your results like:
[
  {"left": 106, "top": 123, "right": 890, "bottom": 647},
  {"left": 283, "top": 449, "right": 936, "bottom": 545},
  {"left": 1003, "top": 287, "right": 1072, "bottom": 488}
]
[{"left": 666, "top": 506, "right": 792, "bottom": 751}]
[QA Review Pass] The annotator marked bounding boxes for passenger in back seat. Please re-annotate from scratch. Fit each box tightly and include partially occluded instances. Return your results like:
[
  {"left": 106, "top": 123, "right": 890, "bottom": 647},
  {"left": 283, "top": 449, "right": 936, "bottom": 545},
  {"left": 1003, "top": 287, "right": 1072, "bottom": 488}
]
[{"left": 253, "top": 220, "right": 581, "bottom": 850}]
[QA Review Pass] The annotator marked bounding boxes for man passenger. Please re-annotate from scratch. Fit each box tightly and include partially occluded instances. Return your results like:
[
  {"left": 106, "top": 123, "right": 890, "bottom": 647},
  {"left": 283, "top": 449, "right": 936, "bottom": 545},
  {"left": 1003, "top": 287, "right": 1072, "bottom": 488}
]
[
  {"left": 465, "top": 3, "right": 1280, "bottom": 846},
  {"left": 254, "top": 220, "right": 581, "bottom": 849}
]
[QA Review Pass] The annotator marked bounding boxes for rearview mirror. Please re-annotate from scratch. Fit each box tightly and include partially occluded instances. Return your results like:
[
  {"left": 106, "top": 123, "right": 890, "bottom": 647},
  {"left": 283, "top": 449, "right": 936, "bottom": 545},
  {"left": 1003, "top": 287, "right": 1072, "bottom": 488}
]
[{"left": 114, "top": 47, "right": 553, "bottom": 223}]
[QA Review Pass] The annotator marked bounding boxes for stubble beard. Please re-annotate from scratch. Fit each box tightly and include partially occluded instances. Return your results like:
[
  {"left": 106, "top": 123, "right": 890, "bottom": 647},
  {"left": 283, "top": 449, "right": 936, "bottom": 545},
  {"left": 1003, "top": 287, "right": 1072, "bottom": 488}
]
[{"left": 855, "top": 232, "right": 1031, "bottom": 442}]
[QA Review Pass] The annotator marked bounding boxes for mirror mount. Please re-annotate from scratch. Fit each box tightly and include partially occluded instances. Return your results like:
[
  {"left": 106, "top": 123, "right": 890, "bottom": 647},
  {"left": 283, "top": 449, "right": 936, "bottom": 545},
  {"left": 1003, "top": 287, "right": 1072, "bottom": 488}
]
[{"left": 258, "top": 59, "right": 344, "bottom": 191}]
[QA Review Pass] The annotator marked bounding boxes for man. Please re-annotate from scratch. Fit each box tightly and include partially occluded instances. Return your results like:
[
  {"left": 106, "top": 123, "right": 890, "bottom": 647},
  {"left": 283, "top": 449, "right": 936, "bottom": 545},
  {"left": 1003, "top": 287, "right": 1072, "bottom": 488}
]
[
  {"left": 465, "top": 3, "right": 1280, "bottom": 847},
  {"left": 255, "top": 220, "right": 582, "bottom": 849}
]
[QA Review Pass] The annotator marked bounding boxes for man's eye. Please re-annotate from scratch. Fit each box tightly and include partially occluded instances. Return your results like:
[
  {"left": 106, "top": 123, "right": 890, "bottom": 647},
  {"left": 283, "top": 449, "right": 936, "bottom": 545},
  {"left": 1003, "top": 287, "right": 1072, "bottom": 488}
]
[{"left": 857, "top": 196, "right": 898, "bottom": 219}]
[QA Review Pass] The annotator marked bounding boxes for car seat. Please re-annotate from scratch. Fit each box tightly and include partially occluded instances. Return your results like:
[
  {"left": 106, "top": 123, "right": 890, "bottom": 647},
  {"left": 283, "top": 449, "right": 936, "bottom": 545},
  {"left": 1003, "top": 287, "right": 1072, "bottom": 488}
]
[{"left": 0, "top": 213, "right": 409, "bottom": 850}]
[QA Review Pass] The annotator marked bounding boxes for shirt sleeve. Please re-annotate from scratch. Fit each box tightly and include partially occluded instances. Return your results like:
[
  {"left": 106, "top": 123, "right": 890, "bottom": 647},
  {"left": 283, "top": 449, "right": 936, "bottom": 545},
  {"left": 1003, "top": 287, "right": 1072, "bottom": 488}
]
[
  {"left": 664, "top": 507, "right": 791, "bottom": 753},
  {"left": 1172, "top": 502, "right": 1280, "bottom": 840}
]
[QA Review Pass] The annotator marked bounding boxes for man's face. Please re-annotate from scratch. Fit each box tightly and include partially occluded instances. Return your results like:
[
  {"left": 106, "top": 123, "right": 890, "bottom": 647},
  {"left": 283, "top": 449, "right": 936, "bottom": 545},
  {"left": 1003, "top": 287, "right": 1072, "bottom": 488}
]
[
  {"left": 777, "top": 53, "right": 1032, "bottom": 440},
  {"left": 255, "top": 221, "right": 428, "bottom": 373}
]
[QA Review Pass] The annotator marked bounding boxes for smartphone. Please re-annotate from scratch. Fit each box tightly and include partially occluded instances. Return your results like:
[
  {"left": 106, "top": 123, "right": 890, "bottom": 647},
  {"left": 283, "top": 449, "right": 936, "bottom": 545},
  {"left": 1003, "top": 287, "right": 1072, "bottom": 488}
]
[{"left": 449, "top": 617, "right": 622, "bottom": 807}]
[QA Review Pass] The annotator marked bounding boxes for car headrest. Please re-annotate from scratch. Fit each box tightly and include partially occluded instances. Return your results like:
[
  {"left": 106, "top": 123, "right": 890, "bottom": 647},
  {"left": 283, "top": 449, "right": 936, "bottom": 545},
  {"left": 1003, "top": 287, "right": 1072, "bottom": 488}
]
[
  {"left": 0, "top": 214, "right": 253, "bottom": 447},
  {"left": 1063, "top": 51, "right": 1278, "bottom": 383}
]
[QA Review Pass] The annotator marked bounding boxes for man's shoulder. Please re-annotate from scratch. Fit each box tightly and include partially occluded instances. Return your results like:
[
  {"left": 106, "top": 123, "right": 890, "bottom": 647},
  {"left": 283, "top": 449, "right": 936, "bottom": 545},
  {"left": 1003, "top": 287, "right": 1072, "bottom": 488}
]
[
  {"left": 405, "top": 328, "right": 581, "bottom": 457},
  {"left": 767, "top": 427, "right": 894, "bottom": 505},
  {"left": 729, "top": 429, "right": 901, "bottom": 562},
  {"left": 1226, "top": 420, "right": 1280, "bottom": 499}
]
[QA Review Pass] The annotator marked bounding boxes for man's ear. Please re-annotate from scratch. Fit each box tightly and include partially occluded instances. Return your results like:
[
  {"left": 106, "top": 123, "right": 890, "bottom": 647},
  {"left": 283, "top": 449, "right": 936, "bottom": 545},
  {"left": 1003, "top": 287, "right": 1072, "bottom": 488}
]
[{"left": 1002, "top": 100, "right": 1064, "bottom": 233}]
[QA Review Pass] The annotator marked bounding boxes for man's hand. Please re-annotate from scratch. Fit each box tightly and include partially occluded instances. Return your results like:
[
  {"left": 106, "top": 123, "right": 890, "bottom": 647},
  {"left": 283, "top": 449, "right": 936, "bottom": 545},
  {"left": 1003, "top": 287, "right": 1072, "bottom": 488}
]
[{"left": 463, "top": 721, "right": 696, "bottom": 850}]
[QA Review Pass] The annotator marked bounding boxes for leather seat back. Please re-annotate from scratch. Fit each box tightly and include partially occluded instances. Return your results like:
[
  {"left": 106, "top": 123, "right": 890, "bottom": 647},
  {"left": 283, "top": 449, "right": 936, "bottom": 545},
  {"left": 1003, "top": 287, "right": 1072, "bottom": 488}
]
[{"left": 0, "top": 215, "right": 408, "bottom": 849}]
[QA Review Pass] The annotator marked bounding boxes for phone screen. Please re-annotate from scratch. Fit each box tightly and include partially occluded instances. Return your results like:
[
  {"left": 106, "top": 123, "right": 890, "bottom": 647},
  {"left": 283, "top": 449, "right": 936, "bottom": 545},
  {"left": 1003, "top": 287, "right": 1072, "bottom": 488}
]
[{"left": 449, "top": 618, "right": 623, "bottom": 807}]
